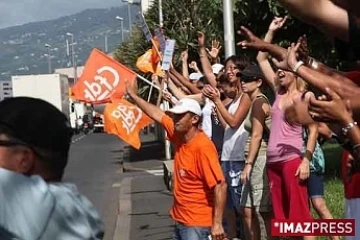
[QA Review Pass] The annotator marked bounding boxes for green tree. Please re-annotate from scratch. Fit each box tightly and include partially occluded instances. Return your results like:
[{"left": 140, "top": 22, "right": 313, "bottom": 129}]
[{"left": 114, "top": 0, "right": 340, "bottom": 100}]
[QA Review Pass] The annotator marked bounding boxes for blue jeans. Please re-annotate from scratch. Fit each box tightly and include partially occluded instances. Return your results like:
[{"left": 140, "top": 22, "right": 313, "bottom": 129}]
[
  {"left": 221, "top": 161, "right": 245, "bottom": 211},
  {"left": 173, "top": 222, "right": 210, "bottom": 240}
]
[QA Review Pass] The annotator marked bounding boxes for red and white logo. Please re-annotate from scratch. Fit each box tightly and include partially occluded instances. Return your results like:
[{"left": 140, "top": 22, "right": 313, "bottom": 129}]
[{"left": 271, "top": 219, "right": 355, "bottom": 237}]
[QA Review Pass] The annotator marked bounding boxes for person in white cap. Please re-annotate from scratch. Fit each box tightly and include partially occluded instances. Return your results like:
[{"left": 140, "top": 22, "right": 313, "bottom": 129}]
[
  {"left": 212, "top": 63, "right": 225, "bottom": 75},
  {"left": 125, "top": 80, "right": 228, "bottom": 240}
]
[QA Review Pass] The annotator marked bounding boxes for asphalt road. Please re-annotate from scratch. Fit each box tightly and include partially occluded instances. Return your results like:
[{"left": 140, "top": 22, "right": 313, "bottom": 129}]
[
  {"left": 63, "top": 132, "right": 125, "bottom": 240},
  {"left": 63, "top": 131, "right": 174, "bottom": 240}
]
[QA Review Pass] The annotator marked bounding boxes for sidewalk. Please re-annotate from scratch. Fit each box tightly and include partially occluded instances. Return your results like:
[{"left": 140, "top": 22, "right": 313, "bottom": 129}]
[
  {"left": 114, "top": 132, "right": 174, "bottom": 240},
  {"left": 113, "top": 175, "right": 173, "bottom": 240}
]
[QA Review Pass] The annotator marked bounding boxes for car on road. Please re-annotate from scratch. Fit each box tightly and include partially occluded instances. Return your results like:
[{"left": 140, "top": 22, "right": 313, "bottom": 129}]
[{"left": 93, "top": 114, "right": 104, "bottom": 133}]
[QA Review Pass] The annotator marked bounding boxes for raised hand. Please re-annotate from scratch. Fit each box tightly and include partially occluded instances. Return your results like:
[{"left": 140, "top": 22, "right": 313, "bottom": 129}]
[
  {"left": 197, "top": 31, "right": 206, "bottom": 48},
  {"left": 162, "top": 90, "right": 173, "bottom": 102},
  {"left": 180, "top": 50, "right": 188, "bottom": 62},
  {"left": 125, "top": 79, "right": 138, "bottom": 97},
  {"left": 236, "top": 26, "right": 265, "bottom": 50},
  {"left": 272, "top": 42, "right": 301, "bottom": 72},
  {"left": 206, "top": 40, "right": 222, "bottom": 59},
  {"left": 308, "top": 87, "right": 353, "bottom": 123},
  {"left": 297, "top": 35, "right": 311, "bottom": 64},
  {"left": 189, "top": 61, "right": 199, "bottom": 71},
  {"left": 268, "top": 16, "right": 288, "bottom": 31}
]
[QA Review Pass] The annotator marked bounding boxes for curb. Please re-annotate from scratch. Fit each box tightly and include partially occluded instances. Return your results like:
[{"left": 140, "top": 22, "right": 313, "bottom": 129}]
[
  {"left": 122, "top": 159, "right": 165, "bottom": 173},
  {"left": 113, "top": 177, "right": 132, "bottom": 240}
]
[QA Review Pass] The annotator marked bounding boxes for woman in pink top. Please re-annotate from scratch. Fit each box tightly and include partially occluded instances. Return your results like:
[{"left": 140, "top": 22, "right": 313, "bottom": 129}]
[{"left": 240, "top": 17, "right": 318, "bottom": 240}]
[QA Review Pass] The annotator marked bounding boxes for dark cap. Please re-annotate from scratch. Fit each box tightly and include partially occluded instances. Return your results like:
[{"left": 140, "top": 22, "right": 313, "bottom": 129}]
[
  {"left": 0, "top": 97, "right": 73, "bottom": 154},
  {"left": 238, "top": 64, "right": 264, "bottom": 82}
]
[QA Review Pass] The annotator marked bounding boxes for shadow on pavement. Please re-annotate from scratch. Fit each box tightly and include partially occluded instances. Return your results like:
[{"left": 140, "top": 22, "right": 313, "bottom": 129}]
[
  {"left": 130, "top": 176, "right": 173, "bottom": 240},
  {"left": 127, "top": 140, "right": 165, "bottom": 162}
]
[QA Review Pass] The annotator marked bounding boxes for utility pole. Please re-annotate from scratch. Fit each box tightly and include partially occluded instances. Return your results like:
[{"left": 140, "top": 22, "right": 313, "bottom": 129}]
[
  {"left": 116, "top": 16, "right": 124, "bottom": 42},
  {"left": 45, "top": 44, "right": 52, "bottom": 73},
  {"left": 159, "top": 0, "right": 163, "bottom": 27},
  {"left": 105, "top": 33, "right": 108, "bottom": 53},
  {"left": 66, "top": 32, "right": 77, "bottom": 84},
  {"left": 223, "top": 0, "right": 235, "bottom": 57}
]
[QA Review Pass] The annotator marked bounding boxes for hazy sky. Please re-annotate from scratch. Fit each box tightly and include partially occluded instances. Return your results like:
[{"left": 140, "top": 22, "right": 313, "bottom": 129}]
[{"left": 0, "top": 0, "right": 121, "bottom": 29}]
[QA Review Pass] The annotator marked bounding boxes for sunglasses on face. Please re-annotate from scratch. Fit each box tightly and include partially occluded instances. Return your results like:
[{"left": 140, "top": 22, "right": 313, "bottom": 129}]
[
  {"left": 241, "top": 76, "right": 259, "bottom": 83},
  {"left": 0, "top": 139, "right": 28, "bottom": 147},
  {"left": 0, "top": 139, "right": 42, "bottom": 157}
]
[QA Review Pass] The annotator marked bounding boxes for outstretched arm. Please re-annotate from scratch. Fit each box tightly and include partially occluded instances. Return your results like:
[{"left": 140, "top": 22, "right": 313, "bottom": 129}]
[
  {"left": 276, "top": 0, "right": 349, "bottom": 41},
  {"left": 125, "top": 80, "right": 165, "bottom": 123}
]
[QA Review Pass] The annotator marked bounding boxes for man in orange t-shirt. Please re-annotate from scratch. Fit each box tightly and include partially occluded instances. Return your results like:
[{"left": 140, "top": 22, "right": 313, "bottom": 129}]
[{"left": 126, "top": 81, "right": 227, "bottom": 240}]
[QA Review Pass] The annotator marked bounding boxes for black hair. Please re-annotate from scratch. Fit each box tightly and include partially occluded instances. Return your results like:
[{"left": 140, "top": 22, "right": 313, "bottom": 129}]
[
  {"left": 198, "top": 76, "right": 208, "bottom": 84},
  {"left": 224, "top": 54, "right": 251, "bottom": 71},
  {"left": 0, "top": 125, "right": 68, "bottom": 181}
]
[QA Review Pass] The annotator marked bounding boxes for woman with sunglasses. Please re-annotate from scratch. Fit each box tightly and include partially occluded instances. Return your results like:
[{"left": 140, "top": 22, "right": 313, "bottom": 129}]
[
  {"left": 248, "top": 18, "right": 318, "bottom": 240},
  {"left": 239, "top": 65, "right": 272, "bottom": 240},
  {"left": 202, "top": 54, "right": 251, "bottom": 239}
]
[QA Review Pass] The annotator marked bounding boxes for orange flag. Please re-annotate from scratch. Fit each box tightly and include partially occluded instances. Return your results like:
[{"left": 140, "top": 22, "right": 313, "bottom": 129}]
[
  {"left": 71, "top": 48, "right": 137, "bottom": 104},
  {"left": 136, "top": 49, "right": 155, "bottom": 73},
  {"left": 103, "top": 99, "right": 153, "bottom": 149},
  {"left": 135, "top": 49, "right": 164, "bottom": 77}
]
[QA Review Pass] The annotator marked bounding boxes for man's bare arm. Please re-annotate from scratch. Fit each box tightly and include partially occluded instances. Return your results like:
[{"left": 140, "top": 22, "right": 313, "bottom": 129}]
[
  {"left": 128, "top": 87, "right": 165, "bottom": 123},
  {"left": 277, "top": 0, "right": 349, "bottom": 41},
  {"left": 213, "top": 181, "right": 227, "bottom": 227}
]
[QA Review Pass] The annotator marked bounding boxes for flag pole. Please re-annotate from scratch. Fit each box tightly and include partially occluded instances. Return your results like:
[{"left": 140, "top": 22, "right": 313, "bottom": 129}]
[
  {"left": 137, "top": 74, "right": 177, "bottom": 103},
  {"left": 147, "top": 85, "right": 154, "bottom": 102},
  {"left": 151, "top": 35, "right": 173, "bottom": 161}
]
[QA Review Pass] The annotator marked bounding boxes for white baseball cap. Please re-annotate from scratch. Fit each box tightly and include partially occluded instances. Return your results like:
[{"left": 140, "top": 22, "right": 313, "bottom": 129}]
[
  {"left": 212, "top": 63, "right": 224, "bottom": 74},
  {"left": 189, "top": 72, "right": 203, "bottom": 81},
  {"left": 166, "top": 98, "right": 202, "bottom": 116}
]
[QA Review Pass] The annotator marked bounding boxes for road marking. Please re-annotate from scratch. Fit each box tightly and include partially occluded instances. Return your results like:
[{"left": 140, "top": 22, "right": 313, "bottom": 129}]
[
  {"left": 145, "top": 169, "right": 164, "bottom": 176},
  {"left": 112, "top": 183, "right": 122, "bottom": 188},
  {"left": 71, "top": 133, "right": 88, "bottom": 144}
]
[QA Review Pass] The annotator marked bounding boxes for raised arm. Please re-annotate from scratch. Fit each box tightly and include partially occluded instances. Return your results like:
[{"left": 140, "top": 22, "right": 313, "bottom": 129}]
[
  {"left": 125, "top": 80, "right": 165, "bottom": 123},
  {"left": 180, "top": 50, "right": 189, "bottom": 79},
  {"left": 286, "top": 42, "right": 359, "bottom": 99},
  {"left": 238, "top": 25, "right": 288, "bottom": 93},
  {"left": 297, "top": 35, "right": 348, "bottom": 80},
  {"left": 256, "top": 17, "right": 287, "bottom": 92},
  {"left": 276, "top": 0, "right": 349, "bottom": 41},
  {"left": 167, "top": 78, "right": 187, "bottom": 100},
  {"left": 170, "top": 67, "right": 201, "bottom": 94},
  {"left": 168, "top": 72, "right": 192, "bottom": 95},
  {"left": 167, "top": 78, "right": 205, "bottom": 104},
  {"left": 197, "top": 32, "right": 217, "bottom": 88}
]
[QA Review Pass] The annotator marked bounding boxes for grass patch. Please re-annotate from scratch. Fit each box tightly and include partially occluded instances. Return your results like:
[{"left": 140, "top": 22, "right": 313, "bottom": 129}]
[
  {"left": 310, "top": 178, "right": 345, "bottom": 240},
  {"left": 311, "top": 143, "right": 345, "bottom": 239},
  {"left": 322, "top": 143, "right": 344, "bottom": 177}
]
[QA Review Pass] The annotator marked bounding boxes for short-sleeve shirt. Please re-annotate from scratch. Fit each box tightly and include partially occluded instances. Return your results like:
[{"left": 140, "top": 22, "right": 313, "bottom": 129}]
[{"left": 161, "top": 115, "right": 225, "bottom": 227}]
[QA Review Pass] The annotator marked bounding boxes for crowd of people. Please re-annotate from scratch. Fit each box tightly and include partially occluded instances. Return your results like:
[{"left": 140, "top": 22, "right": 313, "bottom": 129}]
[
  {"left": 0, "top": 0, "right": 359, "bottom": 240},
  {"left": 126, "top": 1, "right": 360, "bottom": 240}
]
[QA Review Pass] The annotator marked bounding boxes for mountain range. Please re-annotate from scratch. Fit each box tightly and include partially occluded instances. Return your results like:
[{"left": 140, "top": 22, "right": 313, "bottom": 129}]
[{"left": 0, "top": 6, "right": 140, "bottom": 80}]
